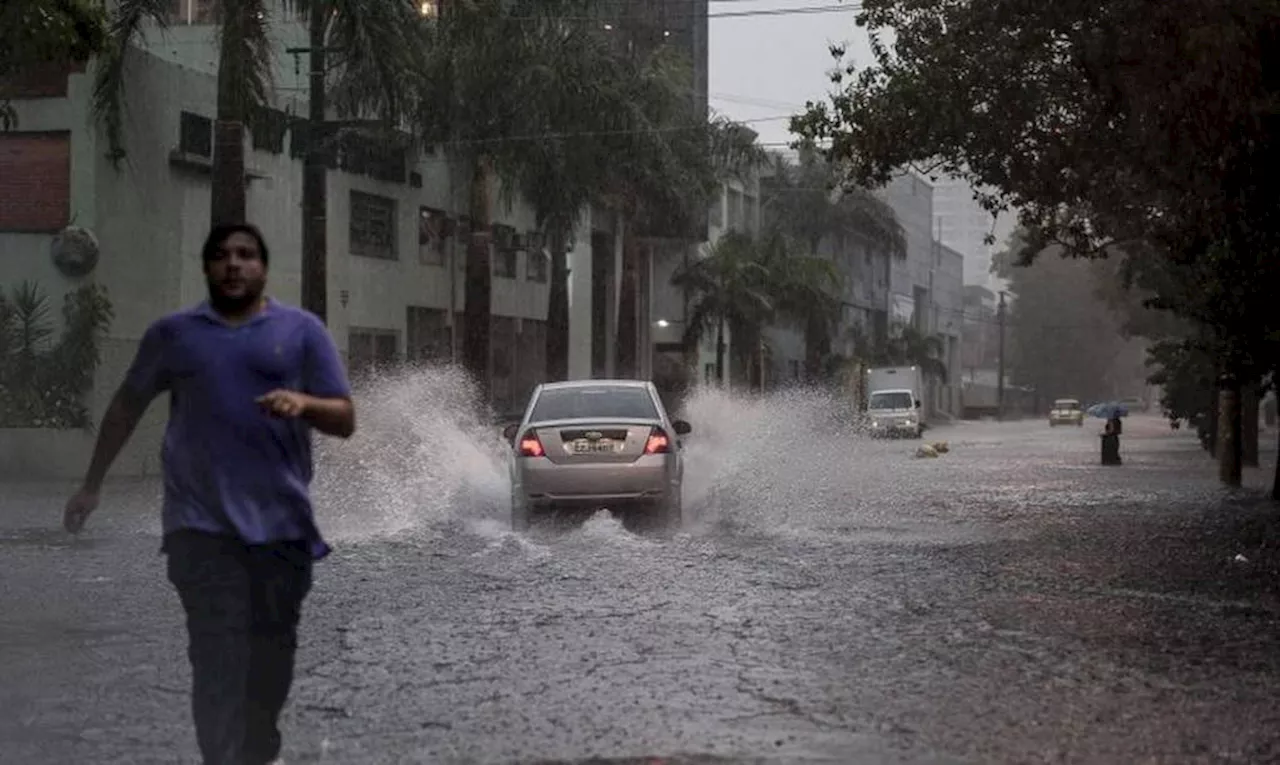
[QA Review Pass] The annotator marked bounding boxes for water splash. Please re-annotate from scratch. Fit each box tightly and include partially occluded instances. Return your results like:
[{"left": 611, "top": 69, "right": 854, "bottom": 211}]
[
  {"left": 678, "top": 384, "right": 876, "bottom": 534},
  {"left": 312, "top": 364, "right": 510, "bottom": 542},
  {"left": 311, "top": 368, "right": 885, "bottom": 544}
]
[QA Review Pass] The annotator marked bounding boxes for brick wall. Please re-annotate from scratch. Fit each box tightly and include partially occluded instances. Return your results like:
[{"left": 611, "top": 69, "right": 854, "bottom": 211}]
[
  {"left": 0, "top": 132, "right": 71, "bottom": 232},
  {"left": 0, "top": 62, "right": 83, "bottom": 99}
]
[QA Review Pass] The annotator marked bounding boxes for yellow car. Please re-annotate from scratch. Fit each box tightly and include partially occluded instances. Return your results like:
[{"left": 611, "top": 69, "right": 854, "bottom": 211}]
[{"left": 1049, "top": 398, "right": 1084, "bottom": 427}]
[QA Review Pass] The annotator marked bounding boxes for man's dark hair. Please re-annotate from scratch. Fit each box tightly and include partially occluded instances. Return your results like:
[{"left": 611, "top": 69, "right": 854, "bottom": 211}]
[{"left": 201, "top": 223, "right": 270, "bottom": 266}]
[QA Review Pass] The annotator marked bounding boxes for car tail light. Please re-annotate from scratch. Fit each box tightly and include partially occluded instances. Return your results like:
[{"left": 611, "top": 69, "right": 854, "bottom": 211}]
[
  {"left": 519, "top": 433, "right": 545, "bottom": 458},
  {"left": 644, "top": 427, "right": 671, "bottom": 455}
]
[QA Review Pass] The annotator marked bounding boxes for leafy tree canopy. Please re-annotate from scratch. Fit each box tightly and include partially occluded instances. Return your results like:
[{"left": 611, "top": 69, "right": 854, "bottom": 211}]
[
  {"left": 792, "top": 0, "right": 1280, "bottom": 376},
  {"left": 1, "top": 0, "right": 107, "bottom": 129},
  {"left": 993, "top": 228, "right": 1142, "bottom": 403}
]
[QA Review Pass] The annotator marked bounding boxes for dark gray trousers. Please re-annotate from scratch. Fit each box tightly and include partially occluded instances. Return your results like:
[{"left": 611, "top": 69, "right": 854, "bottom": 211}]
[{"left": 165, "top": 530, "right": 312, "bottom": 765}]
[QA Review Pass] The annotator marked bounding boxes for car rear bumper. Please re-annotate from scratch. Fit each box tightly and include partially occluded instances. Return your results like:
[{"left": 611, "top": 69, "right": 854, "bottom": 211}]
[{"left": 514, "top": 455, "right": 677, "bottom": 505}]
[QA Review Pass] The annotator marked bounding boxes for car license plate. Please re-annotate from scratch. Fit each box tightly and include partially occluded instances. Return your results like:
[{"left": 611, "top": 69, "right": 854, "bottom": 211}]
[{"left": 572, "top": 439, "right": 615, "bottom": 454}]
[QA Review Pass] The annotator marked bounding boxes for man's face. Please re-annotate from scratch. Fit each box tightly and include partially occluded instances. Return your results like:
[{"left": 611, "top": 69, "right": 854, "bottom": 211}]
[{"left": 205, "top": 231, "right": 267, "bottom": 308}]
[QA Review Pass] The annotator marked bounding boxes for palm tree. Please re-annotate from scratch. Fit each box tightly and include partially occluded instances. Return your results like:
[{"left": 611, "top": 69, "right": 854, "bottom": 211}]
[
  {"left": 755, "top": 229, "right": 845, "bottom": 380},
  {"left": 499, "top": 16, "right": 657, "bottom": 383},
  {"left": 415, "top": 0, "right": 616, "bottom": 399},
  {"left": 610, "top": 105, "right": 770, "bottom": 379},
  {"left": 883, "top": 323, "right": 949, "bottom": 383},
  {"left": 93, "top": 0, "right": 422, "bottom": 226},
  {"left": 670, "top": 231, "right": 775, "bottom": 385}
]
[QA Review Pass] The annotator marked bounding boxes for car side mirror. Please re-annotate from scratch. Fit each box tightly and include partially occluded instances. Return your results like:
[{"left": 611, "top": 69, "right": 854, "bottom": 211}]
[
  {"left": 914, "top": 399, "right": 922, "bottom": 409},
  {"left": 502, "top": 423, "right": 519, "bottom": 443},
  {"left": 672, "top": 419, "right": 692, "bottom": 436}
]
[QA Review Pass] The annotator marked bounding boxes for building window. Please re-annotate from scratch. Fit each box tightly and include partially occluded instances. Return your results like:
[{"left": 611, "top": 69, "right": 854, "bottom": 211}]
[
  {"left": 727, "top": 188, "right": 744, "bottom": 231},
  {"left": 708, "top": 194, "right": 723, "bottom": 227},
  {"left": 166, "top": 0, "right": 220, "bottom": 25},
  {"left": 494, "top": 248, "right": 517, "bottom": 278},
  {"left": 526, "top": 249, "right": 548, "bottom": 283},
  {"left": 418, "top": 207, "right": 447, "bottom": 266},
  {"left": 0, "top": 132, "right": 71, "bottom": 233},
  {"left": 347, "top": 327, "right": 398, "bottom": 378},
  {"left": 350, "top": 191, "right": 397, "bottom": 260},
  {"left": 179, "top": 111, "right": 212, "bottom": 157},
  {"left": 406, "top": 306, "right": 451, "bottom": 363}
]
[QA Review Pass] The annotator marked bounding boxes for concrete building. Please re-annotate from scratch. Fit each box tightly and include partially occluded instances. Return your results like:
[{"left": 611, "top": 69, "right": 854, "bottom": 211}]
[
  {"left": 932, "top": 243, "right": 965, "bottom": 417},
  {"left": 599, "top": 0, "right": 709, "bottom": 113},
  {"left": 874, "top": 172, "right": 964, "bottom": 418},
  {"left": 0, "top": 1, "right": 611, "bottom": 477},
  {"left": 760, "top": 195, "right": 897, "bottom": 388},
  {"left": 932, "top": 174, "right": 997, "bottom": 290}
]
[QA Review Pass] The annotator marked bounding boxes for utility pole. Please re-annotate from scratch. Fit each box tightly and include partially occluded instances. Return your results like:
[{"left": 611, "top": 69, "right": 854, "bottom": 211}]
[
  {"left": 300, "top": 0, "right": 329, "bottom": 324},
  {"left": 996, "top": 290, "right": 1007, "bottom": 421}
]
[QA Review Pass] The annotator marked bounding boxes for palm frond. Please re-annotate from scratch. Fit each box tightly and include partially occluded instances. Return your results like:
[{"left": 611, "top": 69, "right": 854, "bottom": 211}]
[
  {"left": 321, "top": 0, "right": 425, "bottom": 126},
  {"left": 706, "top": 113, "right": 768, "bottom": 182},
  {"left": 91, "top": 0, "right": 170, "bottom": 165},
  {"left": 214, "top": 0, "right": 273, "bottom": 120}
]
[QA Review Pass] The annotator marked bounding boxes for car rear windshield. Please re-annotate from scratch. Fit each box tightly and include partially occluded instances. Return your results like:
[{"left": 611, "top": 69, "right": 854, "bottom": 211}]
[
  {"left": 869, "top": 391, "right": 914, "bottom": 410},
  {"left": 530, "top": 386, "right": 659, "bottom": 422},
  {"left": 1054, "top": 401, "right": 1080, "bottom": 409}
]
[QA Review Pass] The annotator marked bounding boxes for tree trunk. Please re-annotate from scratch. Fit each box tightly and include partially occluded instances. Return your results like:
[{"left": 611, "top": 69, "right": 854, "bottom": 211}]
[
  {"left": 300, "top": 0, "right": 328, "bottom": 323},
  {"left": 463, "top": 156, "right": 493, "bottom": 407},
  {"left": 752, "top": 337, "right": 762, "bottom": 394},
  {"left": 210, "top": 16, "right": 248, "bottom": 227},
  {"left": 1273, "top": 422, "right": 1280, "bottom": 501},
  {"left": 1206, "top": 383, "right": 1220, "bottom": 454},
  {"left": 714, "top": 320, "right": 725, "bottom": 386},
  {"left": 545, "top": 228, "right": 570, "bottom": 382},
  {"left": 615, "top": 233, "right": 639, "bottom": 379},
  {"left": 1218, "top": 377, "right": 1242, "bottom": 487},
  {"left": 1242, "top": 384, "right": 1259, "bottom": 467},
  {"left": 803, "top": 314, "right": 829, "bottom": 382}
]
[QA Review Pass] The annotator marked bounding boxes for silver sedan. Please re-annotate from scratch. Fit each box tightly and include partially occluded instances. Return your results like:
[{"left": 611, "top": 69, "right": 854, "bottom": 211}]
[{"left": 503, "top": 380, "right": 691, "bottom": 531}]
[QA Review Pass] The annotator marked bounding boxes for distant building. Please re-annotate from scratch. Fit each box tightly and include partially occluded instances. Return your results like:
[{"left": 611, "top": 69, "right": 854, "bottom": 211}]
[{"left": 961, "top": 285, "right": 1000, "bottom": 373}]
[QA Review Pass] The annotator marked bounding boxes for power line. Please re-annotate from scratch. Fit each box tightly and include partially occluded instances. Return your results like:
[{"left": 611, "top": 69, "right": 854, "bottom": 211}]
[
  {"left": 436, "top": 113, "right": 794, "bottom": 147},
  {"left": 486, "top": 3, "right": 858, "bottom": 22}
]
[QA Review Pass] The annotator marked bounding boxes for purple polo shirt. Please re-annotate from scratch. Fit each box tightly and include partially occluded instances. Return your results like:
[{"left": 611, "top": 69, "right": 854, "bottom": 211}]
[{"left": 123, "top": 298, "right": 351, "bottom": 560}]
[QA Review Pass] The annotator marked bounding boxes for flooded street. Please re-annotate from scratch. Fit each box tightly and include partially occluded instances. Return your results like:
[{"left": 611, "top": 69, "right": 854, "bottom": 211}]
[{"left": 2, "top": 375, "right": 1279, "bottom": 764}]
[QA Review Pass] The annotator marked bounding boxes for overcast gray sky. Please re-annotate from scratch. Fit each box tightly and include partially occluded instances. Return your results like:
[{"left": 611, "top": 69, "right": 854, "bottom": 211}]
[
  {"left": 709, "top": 0, "right": 875, "bottom": 150},
  {"left": 709, "top": 1, "right": 1015, "bottom": 289}
]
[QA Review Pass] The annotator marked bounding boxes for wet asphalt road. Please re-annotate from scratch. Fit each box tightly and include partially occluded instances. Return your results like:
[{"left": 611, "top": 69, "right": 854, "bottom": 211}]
[{"left": 2, "top": 392, "right": 1280, "bottom": 765}]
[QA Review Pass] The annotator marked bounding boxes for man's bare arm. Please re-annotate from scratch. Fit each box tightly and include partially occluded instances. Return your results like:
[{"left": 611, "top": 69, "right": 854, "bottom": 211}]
[
  {"left": 303, "top": 395, "right": 355, "bottom": 439},
  {"left": 81, "top": 388, "right": 150, "bottom": 492}
]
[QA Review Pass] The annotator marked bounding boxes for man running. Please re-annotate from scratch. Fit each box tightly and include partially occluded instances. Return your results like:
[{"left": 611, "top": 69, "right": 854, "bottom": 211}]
[{"left": 63, "top": 223, "right": 356, "bottom": 765}]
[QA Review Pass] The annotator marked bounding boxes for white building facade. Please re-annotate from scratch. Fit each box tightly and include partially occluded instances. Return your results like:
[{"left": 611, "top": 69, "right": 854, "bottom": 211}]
[
  {"left": 875, "top": 172, "right": 964, "bottom": 419},
  {"left": 0, "top": 3, "right": 611, "bottom": 477}
]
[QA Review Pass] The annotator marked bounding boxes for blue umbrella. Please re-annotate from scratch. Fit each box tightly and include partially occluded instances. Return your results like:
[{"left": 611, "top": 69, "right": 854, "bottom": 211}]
[{"left": 1088, "top": 402, "right": 1129, "bottom": 419}]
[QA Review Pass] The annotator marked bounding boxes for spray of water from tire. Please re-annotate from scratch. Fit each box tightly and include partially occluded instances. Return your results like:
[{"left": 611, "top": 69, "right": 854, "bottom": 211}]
[
  {"left": 312, "top": 364, "right": 510, "bottom": 542},
  {"left": 311, "top": 365, "right": 887, "bottom": 545}
]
